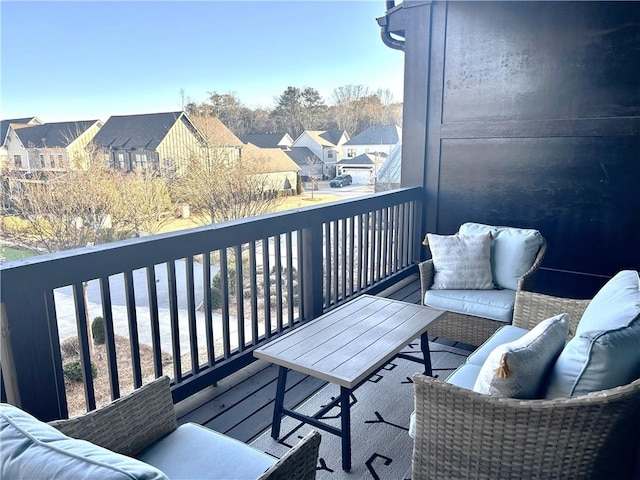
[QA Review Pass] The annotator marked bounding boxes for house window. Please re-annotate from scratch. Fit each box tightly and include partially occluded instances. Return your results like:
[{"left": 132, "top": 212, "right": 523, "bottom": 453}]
[
  {"left": 117, "top": 153, "right": 126, "bottom": 170},
  {"left": 39, "top": 154, "right": 45, "bottom": 167},
  {"left": 328, "top": 151, "right": 334, "bottom": 159},
  {"left": 51, "top": 158, "right": 56, "bottom": 168},
  {"left": 347, "top": 149, "right": 356, "bottom": 158},
  {"left": 57, "top": 154, "right": 63, "bottom": 165},
  {"left": 13, "top": 155, "right": 22, "bottom": 167},
  {"left": 134, "top": 153, "right": 148, "bottom": 170}
]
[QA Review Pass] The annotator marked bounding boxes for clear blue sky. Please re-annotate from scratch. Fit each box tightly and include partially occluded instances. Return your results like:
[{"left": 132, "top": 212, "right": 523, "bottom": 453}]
[{"left": 1, "top": 1, "right": 405, "bottom": 123}]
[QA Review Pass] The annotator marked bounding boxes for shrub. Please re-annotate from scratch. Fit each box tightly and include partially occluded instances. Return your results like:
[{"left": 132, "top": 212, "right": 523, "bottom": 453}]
[
  {"left": 63, "top": 360, "right": 97, "bottom": 382},
  {"left": 60, "top": 337, "right": 80, "bottom": 360},
  {"left": 211, "top": 286, "right": 222, "bottom": 310},
  {"left": 91, "top": 316, "right": 106, "bottom": 344},
  {"left": 210, "top": 267, "right": 237, "bottom": 310}
]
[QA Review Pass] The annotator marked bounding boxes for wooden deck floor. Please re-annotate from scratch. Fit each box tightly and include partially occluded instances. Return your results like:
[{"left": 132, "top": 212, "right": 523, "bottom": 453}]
[{"left": 174, "top": 273, "right": 471, "bottom": 444}]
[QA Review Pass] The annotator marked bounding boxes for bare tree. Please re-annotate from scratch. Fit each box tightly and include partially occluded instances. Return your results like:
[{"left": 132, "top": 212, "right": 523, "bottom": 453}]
[
  {"left": 170, "top": 113, "right": 284, "bottom": 225},
  {"left": 2, "top": 146, "right": 174, "bottom": 353},
  {"left": 121, "top": 168, "right": 173, "bottom": 236}
]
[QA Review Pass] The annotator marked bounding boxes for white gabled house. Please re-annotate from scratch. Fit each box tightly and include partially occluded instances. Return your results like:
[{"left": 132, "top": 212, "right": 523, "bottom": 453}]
[
  {"left": 291, "top": 129, "right": 349, "bottom": 178},
  {"left": 342, "top": 124, "right": 402, "bottom": 160}
]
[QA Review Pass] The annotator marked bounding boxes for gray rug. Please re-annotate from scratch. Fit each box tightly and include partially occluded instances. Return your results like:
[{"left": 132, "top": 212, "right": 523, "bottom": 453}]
[{"left": 250, "top": 341, "right": 470, "bottom": 479}]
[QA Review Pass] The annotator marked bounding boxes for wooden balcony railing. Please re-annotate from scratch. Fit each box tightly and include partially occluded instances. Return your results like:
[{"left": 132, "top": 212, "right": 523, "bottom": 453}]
[{"left": 0, "top": 187, "right": 422, "bottom": 421}]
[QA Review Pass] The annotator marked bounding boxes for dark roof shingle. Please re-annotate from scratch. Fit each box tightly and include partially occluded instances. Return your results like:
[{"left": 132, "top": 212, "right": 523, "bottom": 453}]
[
  {"left": 92, "top": 112, "right": 186, "bottom": 150},
  {"left": 1, "top": 117, "right": 41, "bottom": 144},
  {"left": 241, "top": 133, "right": 290, "bottom": 149},
  {"left": 13, "top": 121, "right": 99, "bottom": 148},
  {"left": 285, "top": 147, "right": 322, "bottom": 166}
]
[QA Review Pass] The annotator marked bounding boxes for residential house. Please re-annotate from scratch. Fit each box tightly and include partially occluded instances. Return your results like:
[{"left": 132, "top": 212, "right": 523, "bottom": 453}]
[
  {"left": 291, "top": 129, "right": 349, "bottom": 178},
  {"left": 91, "top": 111, "right": 241, "bottom": 178},
  {"left": 189, "top": 115, "right": 245, "bottom": 171},
  {"left": 283, "top": 147, "right": 323, "bottom": 180},
  {"left": 335, "top": 152, "right": 385, "bottom": 185},
  {"left": 241, "top": 143, "right": 300, "bottom": 193},
  {"left": 342, "top": 124, "right": 401, "bottom": 161},
  {"left": 240, "top": 133, "right": 293, "bottom": 150},
  {"left": 4, "top": 120, "right": 102, "bottom": 174},
  {"left": 0, "top": 117, "right": 43, "bottom": 168}
]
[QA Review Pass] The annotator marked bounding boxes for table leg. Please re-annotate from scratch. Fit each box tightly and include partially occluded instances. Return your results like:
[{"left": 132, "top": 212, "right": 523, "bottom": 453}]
[
  {"left": 340, "top": 386, "right": 352, "bottom": 471},
  {"left": 421, "top": 332, "right": 433, "bottom": 377},
  {"left": 271, "top": 366, "right": 288, "bottom": 439}
]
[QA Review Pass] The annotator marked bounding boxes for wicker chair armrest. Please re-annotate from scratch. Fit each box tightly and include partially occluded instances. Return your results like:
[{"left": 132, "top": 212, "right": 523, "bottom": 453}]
[
  {"left": 513, "top": 290, "right": 591, "bottom": 337},
  {"left": 258, "top": 430, "right": 321, "bottom": 480},
  {"left": 49, "top": 376, "right": 177, "bottom": 457},
  {"left": 412, "top": 374, "right": 640, "bottom": 480},
  {"left": 418, "top": 259, "right": 435, "bottom": 303},
  {"left": 517, "top": 237, "right": 547, "bottom": 291}
]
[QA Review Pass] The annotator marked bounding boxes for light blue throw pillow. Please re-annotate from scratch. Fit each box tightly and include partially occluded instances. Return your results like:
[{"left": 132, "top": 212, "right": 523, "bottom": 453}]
[
  {"left": 1, "top": 403, "right": 168, "bottom": 480},
  {"left": 473, "top": 313, "right": 569, "bottom": 398},
  {"left": 545, "top": 270, "right": 640, "bottom": 398},
  {"left": 458, "top": 222, "right": 543, "bottom": 290}
]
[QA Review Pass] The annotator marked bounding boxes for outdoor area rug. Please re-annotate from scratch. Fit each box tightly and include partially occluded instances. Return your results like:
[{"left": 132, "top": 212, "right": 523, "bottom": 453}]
[{"left": 250, "top": 340, "right": 470, "bottom": 480}]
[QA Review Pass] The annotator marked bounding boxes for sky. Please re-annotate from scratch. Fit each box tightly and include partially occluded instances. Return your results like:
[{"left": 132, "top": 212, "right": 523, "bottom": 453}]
[{"left": 1, "top": 0, "right": 405, "bottom": 123}]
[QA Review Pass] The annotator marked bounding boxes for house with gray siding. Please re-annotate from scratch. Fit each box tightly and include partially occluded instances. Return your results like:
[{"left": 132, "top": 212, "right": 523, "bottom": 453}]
[
  {"left": 4, "top": 120, "right": 102, "bottom": 174},
  {"left": 342, "top": 124, "right": 401, "bottom": 160}
]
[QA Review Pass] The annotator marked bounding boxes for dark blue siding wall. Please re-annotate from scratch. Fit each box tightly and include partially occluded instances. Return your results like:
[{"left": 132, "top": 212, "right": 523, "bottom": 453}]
[{"left": 405, "top": 1, "right": 640, "bottom": 297}]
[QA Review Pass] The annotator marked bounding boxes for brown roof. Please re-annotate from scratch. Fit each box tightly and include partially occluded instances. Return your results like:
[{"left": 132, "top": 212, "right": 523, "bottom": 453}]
[
  {"left": 189, "top": 115, "right": 244, "bottom": 147},
  {"left": 242, "top": 143, "right": 301, "bottom": 173}
]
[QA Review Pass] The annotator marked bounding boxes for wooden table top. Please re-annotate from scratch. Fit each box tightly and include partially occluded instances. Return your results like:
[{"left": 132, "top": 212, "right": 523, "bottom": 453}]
[{"left": 254, "top": 295, "right": 444, "bottom": 388}]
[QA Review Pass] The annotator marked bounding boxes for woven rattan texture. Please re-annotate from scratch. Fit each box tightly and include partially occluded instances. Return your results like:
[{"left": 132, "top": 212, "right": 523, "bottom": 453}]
[
  {"left": 257, "top": 430, "right": 321, "bottom": 480},
  {"left": 514, "top": 290, "right": 590, "bottom": 338},
  {"left": 411, "top": 374, "right": 640, "bottom": 479},
  {"left": 49, "top": 376, "right": 177, "bottom": 457}
]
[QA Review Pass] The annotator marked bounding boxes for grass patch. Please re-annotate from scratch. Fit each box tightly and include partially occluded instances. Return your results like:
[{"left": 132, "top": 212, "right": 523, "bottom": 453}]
[{"left": 0, "top": 243, "right": 39, "bottom": 262}]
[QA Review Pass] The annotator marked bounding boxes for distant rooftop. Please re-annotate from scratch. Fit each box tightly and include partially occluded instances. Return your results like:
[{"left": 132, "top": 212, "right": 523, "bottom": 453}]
[
  {"left": 344, "top": 125, "right": 402, "bottom": 146},
  {"left": 12, "top": 120, "right": 100, "bottom": 148},
  {"left": 241, "top": 133, "right": 292, "bottom": 149}
]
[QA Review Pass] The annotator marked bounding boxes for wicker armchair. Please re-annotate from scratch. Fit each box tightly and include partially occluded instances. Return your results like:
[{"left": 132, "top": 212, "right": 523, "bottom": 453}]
[
  {"left": 419, "top": 237, "right": 547, "bottom": 346},
  {"left": 49, "top": 376, "right": 321, "bottom": 480},
  {"left": 411, "top": 291, "right": 640, "bottom": 480}
]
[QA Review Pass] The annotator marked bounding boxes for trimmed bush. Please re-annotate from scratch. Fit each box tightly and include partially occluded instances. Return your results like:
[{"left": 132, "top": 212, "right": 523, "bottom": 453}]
[
  {"left": 63, "top": 360, "right": 98, "bottom": 382},
  {"left": 91, "top": 316, "right": 106, "bottom": 344},
  {"left": 210, "top": 267, "right": 237, "bottom": 310}
]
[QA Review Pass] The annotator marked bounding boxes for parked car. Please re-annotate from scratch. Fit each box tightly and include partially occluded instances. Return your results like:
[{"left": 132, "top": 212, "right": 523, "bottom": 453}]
[{"left": 330, "top": 174, "right": 352, "bottom": 188}]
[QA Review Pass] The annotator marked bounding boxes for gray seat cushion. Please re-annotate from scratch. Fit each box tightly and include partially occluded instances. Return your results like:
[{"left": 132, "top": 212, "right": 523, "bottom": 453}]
[
  {"left": 137, "top": 423, "right": 275, "bottom": 480},
  {"left": 466, "top": 325, "right": 530, "bottom": 366},
  {"left": 0, "top": 403, "right": 168, "bottom": 480},
  {"left": 444, "top": 363, "right": 482, "bottom": 390},
  {"left": 424, "top": 288, "right": 516, "bottom": 322}
]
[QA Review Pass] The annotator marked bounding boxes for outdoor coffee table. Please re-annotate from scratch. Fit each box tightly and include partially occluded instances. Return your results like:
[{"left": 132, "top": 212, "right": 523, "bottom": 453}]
[{"left": 253, "top": 294, "right": 445, "bottom": 471}]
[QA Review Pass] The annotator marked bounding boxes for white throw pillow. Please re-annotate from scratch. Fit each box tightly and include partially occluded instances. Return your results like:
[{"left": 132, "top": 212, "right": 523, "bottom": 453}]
[
  {"left": 473, "top": 313, "right": 569, "bottom": 398},
  {"left": 426, "top": 232, "right": 494, "bottom": 290}
]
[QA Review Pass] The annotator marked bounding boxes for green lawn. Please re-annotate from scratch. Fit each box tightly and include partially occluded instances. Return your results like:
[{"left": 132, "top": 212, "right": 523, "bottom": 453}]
[{"left": 0, "top": 244, "right": 39, "bottom": 262}]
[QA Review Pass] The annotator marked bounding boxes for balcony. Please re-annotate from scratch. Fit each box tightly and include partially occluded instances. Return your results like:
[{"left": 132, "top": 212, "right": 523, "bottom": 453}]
[{"left": 0, "top": 187, "right": 423, "bottom": 422}]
